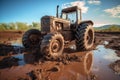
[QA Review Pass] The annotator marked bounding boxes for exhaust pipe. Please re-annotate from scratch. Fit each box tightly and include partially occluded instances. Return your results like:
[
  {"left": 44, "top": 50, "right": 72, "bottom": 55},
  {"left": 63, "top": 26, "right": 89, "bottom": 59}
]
[
  {"left": 80, "top": 8, "right": 82, "bottom": 21},
  {"left": 56, "top": 5, "right": 59, "bottom": 18}
]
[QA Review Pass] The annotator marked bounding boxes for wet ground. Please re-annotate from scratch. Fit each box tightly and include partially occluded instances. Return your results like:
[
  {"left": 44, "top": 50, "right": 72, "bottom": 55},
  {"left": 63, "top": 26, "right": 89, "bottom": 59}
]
[{"left": 0, "top": 31, "right": 120, "bottom": 80}]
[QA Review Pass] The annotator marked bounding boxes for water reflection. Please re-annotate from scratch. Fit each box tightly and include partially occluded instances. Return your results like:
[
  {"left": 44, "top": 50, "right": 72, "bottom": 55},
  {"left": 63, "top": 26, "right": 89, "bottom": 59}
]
[
  {"left": 51, "top": 51, "right": 93, "bottom": 80},
  {"left": 92, "top": 45, "right": 120, "bottom": 80},
  {"left": 94, "top": 45, "right": 120, "bottom": 62}
]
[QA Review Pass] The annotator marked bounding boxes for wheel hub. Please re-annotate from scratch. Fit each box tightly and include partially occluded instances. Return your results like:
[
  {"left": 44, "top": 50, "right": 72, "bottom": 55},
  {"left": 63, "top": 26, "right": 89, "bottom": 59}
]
[
  {"left": 51, "top": 40, "right": 60, "bottom": 53},
  {"left": 87, "top": 29, "right": 93, "bottom": 45}
]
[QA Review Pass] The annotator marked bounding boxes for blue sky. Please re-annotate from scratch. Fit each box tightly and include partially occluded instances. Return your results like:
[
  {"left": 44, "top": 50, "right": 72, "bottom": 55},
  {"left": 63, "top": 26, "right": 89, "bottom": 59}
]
[{"left": 0, "top": 0, "right": 120, "bottom": 27}]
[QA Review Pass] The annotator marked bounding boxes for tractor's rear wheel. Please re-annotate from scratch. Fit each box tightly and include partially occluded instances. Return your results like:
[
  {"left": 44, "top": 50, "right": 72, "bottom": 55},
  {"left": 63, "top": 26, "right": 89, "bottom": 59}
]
[
  {"left": 75, "top": 23, "right": 94, "bottom": 51},
  {"left": 22, "top": 29, "right": 41, "bottom": 49},
  {"left": 40, "top": 33, "right": 64, "bottom": 57}
]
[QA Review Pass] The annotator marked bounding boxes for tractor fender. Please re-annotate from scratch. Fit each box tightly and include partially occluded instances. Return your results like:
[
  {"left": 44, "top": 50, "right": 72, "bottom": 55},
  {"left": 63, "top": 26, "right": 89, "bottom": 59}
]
[{"left": 79, "top": 20, "right": 94, "bottom": 26}]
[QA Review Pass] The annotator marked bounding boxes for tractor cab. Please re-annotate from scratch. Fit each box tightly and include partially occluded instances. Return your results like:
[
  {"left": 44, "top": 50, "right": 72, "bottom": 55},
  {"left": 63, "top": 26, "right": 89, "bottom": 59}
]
[{"left": 61, "top": 6, "right": 82, "bottom": 25}]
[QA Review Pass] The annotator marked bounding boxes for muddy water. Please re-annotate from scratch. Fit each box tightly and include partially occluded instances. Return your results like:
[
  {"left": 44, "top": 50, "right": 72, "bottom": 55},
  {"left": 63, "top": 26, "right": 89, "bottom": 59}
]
[
  {"left": 0, "top": 40, "right": 120, "bottom": 80},
  {"left": 11, "top": 38, "right": 22, "bottom": 47},
  {"left": 92, "top": 45, "right": 120, "bottom": 80}
]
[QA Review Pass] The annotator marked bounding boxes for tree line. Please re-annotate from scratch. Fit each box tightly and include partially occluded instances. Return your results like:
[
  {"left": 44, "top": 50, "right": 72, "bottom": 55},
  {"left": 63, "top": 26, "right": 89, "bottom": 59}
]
[
  {"left": 0, "top": 22, "right": 40, "bottom": 31},
  {"left": 1, "top": 22, "right": 120, "bottom": 32}
]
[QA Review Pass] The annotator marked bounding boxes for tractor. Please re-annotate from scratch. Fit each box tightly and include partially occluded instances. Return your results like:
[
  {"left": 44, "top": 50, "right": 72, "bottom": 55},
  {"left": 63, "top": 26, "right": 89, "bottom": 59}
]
[{"left": 22, "top": 5, "right": 94, "bottom": 57}]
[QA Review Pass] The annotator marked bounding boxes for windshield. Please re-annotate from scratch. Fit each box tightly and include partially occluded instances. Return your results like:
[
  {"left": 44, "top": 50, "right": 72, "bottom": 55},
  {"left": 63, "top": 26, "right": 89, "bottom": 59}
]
[{"left": 62, "top": 12, "right": 76, "bottom": 24}]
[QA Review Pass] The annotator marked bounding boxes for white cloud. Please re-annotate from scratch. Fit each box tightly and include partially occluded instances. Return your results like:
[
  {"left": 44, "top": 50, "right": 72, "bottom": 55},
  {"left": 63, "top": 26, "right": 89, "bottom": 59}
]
[
  {"left": 104, "top": 5, "right": 120, "bottom": 18},
  {"left": 88, "top": 0, "right": 101, "bottom": 5},
  {"left": 62, "top": 1, "right": 88, "bottom": 13}
]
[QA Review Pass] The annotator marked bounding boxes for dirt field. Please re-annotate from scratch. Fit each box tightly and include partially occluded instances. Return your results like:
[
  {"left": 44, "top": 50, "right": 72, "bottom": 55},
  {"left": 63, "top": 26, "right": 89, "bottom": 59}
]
[{"left": 0, "top": 31, "right": 120, "bottom": 80}]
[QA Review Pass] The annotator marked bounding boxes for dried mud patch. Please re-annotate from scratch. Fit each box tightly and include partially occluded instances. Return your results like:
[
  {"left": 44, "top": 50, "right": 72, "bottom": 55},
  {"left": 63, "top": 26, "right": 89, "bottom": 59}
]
[{"left": 110, "top": 60, "right": 120, "bottom": 75}]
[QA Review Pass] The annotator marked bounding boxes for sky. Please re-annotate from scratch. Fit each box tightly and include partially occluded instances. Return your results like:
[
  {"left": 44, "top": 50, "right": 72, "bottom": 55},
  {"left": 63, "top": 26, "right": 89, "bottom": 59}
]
[{"left": 0, "top": 0, "right": 120, "bottom": 27}]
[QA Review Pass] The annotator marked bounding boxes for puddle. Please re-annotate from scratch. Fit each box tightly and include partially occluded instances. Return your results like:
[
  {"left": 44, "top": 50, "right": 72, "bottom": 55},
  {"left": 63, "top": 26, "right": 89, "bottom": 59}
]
[
  {"left": 11, "top": 38, "right": 23, "bottom": 47},
  {"left": 12, "top": 43, "right": 23, "bottom": 47},
  {"left": 13, "top": 54, "right": 26, "bottom": 65},
  {"left": 92, "top": 45, "right": 120, "bottom": 80},
  {"left": 95, "top": 45, "right": 120, "bottom": 62}
]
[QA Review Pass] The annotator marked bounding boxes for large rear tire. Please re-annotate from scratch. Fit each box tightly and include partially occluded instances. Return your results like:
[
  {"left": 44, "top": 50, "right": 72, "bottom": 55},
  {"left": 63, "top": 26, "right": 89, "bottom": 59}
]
[
  {"left": 75, "top": 23, "right": 94, "bottom": 51},
  {"left": 41, "top": 33, "right": 64, "bottom": 57},
  {"left": 22, "top": 29, "right": 41, "bottom": 49}
]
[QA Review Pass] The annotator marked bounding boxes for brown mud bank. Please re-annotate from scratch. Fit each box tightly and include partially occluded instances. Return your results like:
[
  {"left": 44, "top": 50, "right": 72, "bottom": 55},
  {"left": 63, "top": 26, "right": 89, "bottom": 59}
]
[
  {"left": 0, "top": 31, "right": 24, "bottom": 45},
  {"left": 95, "top": 32, "right": 120, "bottom": 56},
  {"left": 0, "top": 31, "right": 120, "bottom": 80}
]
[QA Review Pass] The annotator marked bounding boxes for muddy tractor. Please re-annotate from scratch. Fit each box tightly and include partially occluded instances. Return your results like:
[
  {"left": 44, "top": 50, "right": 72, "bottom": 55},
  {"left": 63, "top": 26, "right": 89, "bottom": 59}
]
[{"left": 22, "top": 5, "right": 94, "bottom": 57}]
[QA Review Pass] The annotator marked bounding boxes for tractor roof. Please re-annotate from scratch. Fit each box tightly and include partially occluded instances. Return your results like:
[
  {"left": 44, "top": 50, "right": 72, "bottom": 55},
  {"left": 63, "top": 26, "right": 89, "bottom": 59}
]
[{"left": 62, "top": 6, "right": 81, "bottom": 13}]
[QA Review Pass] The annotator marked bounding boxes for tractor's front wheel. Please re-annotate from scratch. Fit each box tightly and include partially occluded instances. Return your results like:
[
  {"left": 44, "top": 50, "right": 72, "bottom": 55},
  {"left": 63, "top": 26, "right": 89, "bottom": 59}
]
[
  {"left": 40, "top": 33, "right": 64, "bottom": 57},
  {"left": 22, "top": 29, "right": 41, "bottom": 49}
]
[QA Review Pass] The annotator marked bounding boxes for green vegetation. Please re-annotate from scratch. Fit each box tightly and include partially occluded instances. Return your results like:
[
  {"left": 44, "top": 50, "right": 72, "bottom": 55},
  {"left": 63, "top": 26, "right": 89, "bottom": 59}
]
[
  {"left": 94, "top": 25, "right": 120, "bottom": 32},
  {"left": 0, "top": 22, "right": 120, "bottom": 32},
  {"left": 0, "top": 22, "right": 40, "bottom": 31}
]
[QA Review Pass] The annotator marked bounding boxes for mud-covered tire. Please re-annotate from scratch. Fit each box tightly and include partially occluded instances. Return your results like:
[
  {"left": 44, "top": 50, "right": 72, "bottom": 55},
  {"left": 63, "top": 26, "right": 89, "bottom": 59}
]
[
  {"left": 75, "top": 23, "right": 94, "bottom": 51},
  {"left": 40, "top": 33, "right": 64, "bottom": 57},
  {"left": 22, "top": 29, "right": 41, "bottom": 49}
]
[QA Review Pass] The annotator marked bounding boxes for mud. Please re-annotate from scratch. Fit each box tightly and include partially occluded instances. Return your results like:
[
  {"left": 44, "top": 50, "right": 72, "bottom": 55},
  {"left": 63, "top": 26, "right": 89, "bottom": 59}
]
[
  {"left": 0, "top": 31, "right": 120, "bottom": 80},
  {"left": 95, "top": 32, "right": 120, "bottom": 56},
  {"left": 0, "top": 57, "right": 20, "bottom": 69},
  {"left": 110, "top": 60, "right": 120, "bottom": 75},
  {"left": 0, "top": 31, "right": 24, "bottom": 45},
  {"left": 0, "top": 52, "right": 93, "bottom": 80},
  {"left": 0, "top": 44, "right": 25, "bottom": 56},
  {"left": 106, "top": 39, "right": 120, "bottom": 57}
]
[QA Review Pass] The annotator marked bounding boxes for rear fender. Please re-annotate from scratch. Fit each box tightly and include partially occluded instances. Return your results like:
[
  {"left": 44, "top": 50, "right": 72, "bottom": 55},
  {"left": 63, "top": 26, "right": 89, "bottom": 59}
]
[{"left": 80, "top": 20, "right": 94, "bottom": 26}]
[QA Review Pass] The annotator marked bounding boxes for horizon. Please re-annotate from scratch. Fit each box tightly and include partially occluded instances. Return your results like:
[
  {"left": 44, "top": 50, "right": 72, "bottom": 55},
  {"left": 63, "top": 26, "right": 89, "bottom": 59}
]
[{"left": 0, "top": 0, "right": 120, "bottom": 27}]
